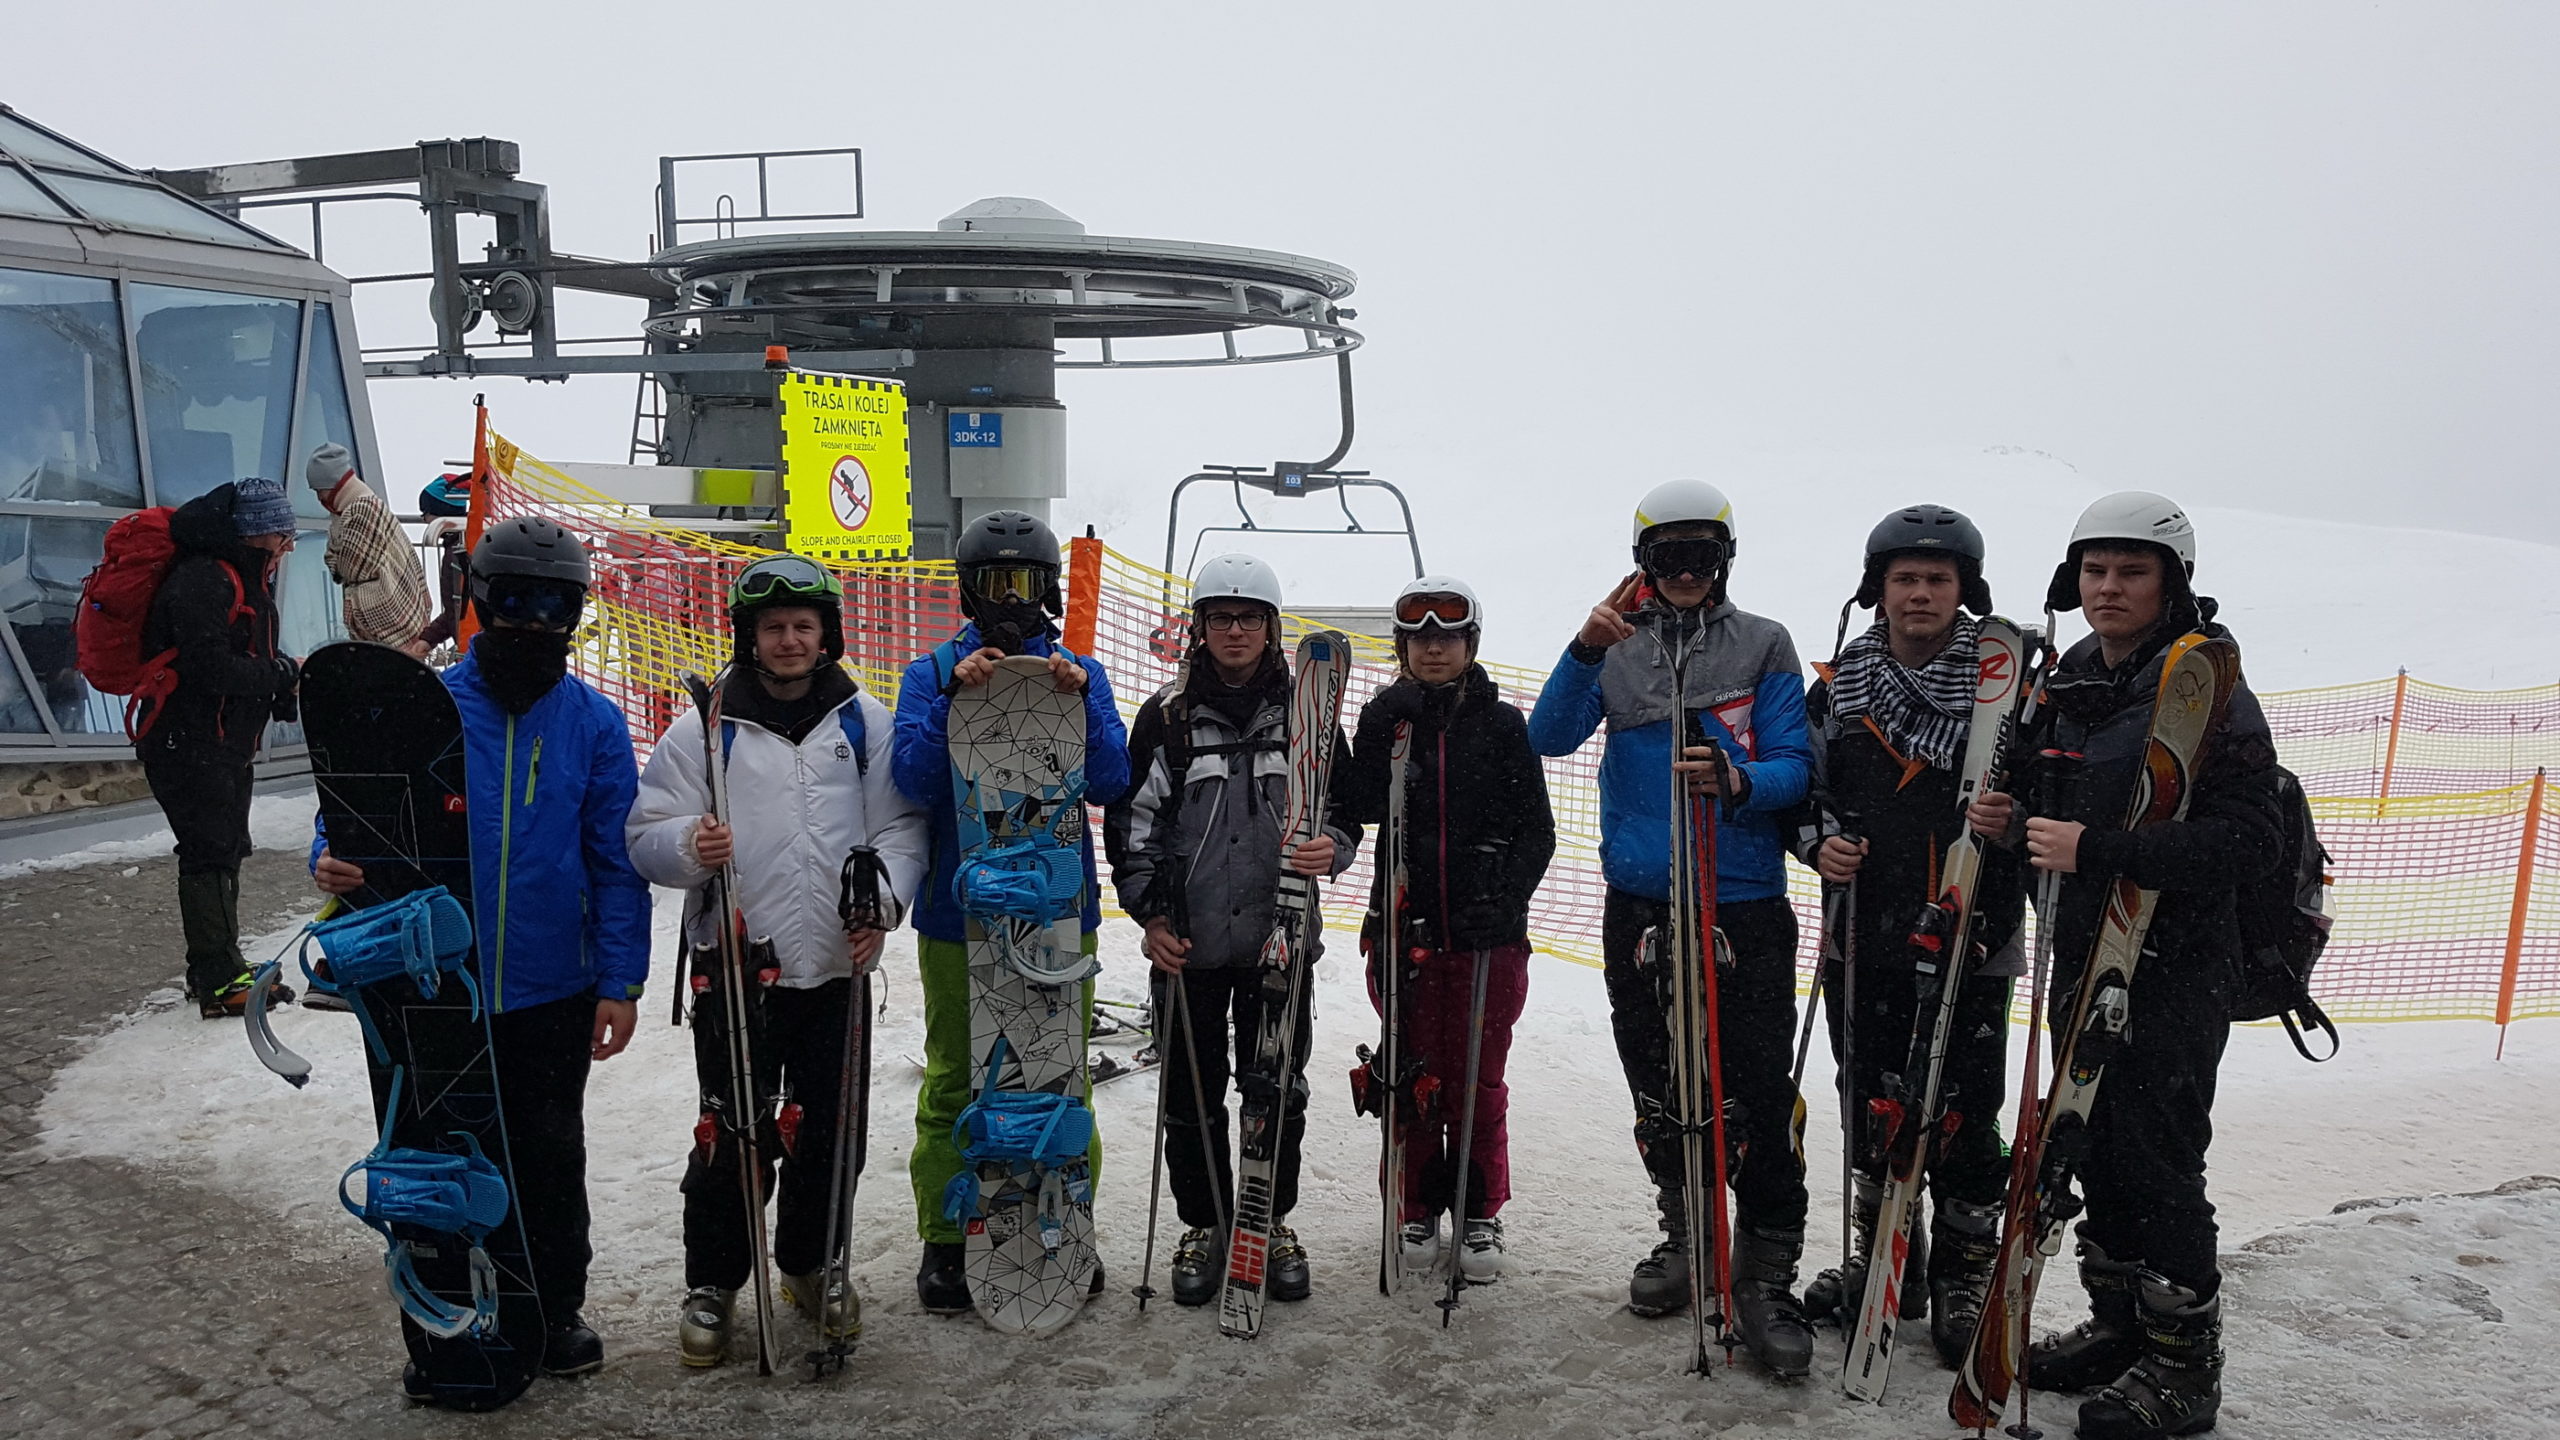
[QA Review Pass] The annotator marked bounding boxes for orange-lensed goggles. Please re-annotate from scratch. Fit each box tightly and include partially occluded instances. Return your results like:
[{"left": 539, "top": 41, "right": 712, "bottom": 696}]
[{"left": 1393, "top": 591, "right": 1478, "bottom": 632}]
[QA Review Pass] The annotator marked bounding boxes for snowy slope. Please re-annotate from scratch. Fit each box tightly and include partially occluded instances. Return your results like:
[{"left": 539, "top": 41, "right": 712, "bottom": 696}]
[{"left": 39, "top": 903, "right": 2560, "bottom": 1437}]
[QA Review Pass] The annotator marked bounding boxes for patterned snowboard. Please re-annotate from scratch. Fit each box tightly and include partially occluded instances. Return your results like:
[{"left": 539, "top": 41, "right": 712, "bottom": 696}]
[{"left": 948, "top": 654, "right": 1100, "bottom": 1336}]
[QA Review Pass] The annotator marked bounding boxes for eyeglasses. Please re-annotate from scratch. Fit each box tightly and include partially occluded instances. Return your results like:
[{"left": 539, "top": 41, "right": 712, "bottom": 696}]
[
  {"left": 481, "top": 579, "right": 583, "bottom": 630},
  {"left": 1200, "top": 609, "right": 1270, "bottom": 633},
  {"left": 1639, "top": 535, "right": 1730, "bottom": 582},
  {"left": 966, "top": 563, "right": 1051, "bottom": 604},
  {"left": 733, "top": 554, "right": 841, "bottom": 604},
  {"left": 1394, "top": 591, "right": 1478, "bottom": 632}
]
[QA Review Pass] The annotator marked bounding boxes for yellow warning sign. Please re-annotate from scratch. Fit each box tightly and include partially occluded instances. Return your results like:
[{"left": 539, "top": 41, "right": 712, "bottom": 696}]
[{"left": 778, "top": 371, "right": 912, "bottom": 560}]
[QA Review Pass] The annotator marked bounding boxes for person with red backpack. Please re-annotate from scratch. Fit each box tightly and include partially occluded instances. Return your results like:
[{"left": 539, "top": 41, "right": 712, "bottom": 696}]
[{"left": 132, "top": 478, "right": 303, "bottom": 1017}]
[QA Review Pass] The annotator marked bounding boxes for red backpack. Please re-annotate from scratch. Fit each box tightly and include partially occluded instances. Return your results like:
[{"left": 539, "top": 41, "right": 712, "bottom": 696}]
[{"left": 75, "top": 507, "right": 246, "bottom": 741}]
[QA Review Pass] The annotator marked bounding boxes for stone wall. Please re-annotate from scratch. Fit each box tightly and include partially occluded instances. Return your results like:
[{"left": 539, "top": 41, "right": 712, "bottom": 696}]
[{"left": 0, "top": 758, "right": 155, "bottom": 821}]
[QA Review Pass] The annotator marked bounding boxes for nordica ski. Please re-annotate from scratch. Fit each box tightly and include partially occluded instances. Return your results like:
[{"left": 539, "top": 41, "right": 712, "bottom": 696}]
[
  {"left": 1351, "top": 720, "right": 1427, "bottom": 1297},
  {"left": 682, "top": 670, "right": 785, "bottom": 1377},
  {"left": 1220, "top": 629, "right": 1351, "bottom": 1339},
  {"left": 1842, "top": 617, "right": 2040, "bottom": 1401},
  {"left": 1948, "top": 634, "right": 2240, "bottom": 1432}
]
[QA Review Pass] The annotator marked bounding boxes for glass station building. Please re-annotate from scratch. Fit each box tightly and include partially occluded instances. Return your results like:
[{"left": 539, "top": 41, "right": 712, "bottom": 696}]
[{"left": 0, "top": 107, "right": 369, "bottom": 758}]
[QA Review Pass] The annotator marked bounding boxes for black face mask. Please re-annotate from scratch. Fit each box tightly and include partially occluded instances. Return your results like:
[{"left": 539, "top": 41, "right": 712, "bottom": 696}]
[
  {"left": 475, "top": 626, "right": 572, "bottom": 713},
  {"left": 974, "top": 601, "right": 1049, "bottom": 656}
]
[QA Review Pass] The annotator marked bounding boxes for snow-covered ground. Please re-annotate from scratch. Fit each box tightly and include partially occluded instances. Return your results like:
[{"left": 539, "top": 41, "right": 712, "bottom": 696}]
[{"left": 39, "top": 892, "right": 2560, "bottom": 1437}]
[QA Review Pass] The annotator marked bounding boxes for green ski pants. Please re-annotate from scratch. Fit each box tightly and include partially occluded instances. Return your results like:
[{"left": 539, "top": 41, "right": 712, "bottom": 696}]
[{"left": 910, "top": 933, "right": 1102, "bottom": 1244}]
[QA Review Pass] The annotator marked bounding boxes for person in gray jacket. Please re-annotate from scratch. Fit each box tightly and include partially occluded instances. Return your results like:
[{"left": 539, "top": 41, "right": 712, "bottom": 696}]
[{"left": 1103, "top": 554, "right": 1359, "bottom": 1308}]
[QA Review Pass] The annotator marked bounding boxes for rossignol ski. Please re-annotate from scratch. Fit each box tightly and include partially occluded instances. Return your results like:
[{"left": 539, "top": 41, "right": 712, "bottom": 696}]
[
  {"left": 1220, "top": 629, "right": 1351, "bottom": 1339},
  {"left": 944, "top": 653, "right": 1102, "bottom": 1337},
  {"left": 682, "top": 670, "right": 785, "bottom": 1377},
  {"left": 1948, "top": 633, "right": 2240, "bottom": 1433},
  {"left": 1350, "top": 720, "right": 1427, "bottom": 1297},
  {"left": 1841, "top": 616, "right": 2039, "bottom": 1401}
]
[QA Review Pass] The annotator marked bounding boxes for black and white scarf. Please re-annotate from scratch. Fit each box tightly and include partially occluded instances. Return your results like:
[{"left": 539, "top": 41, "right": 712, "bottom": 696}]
[{"left": 1827, "top": 615, "right": 1980, "bottom": 771}]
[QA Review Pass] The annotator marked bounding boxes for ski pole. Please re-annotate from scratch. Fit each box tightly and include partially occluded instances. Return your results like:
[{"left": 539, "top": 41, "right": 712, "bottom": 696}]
[
  {"left": 1132, "top": 969, "right": 1177, "bottom": 1311},
  {"left": 1437, "top": 949, "right": 1494, "bottom": 1327}
]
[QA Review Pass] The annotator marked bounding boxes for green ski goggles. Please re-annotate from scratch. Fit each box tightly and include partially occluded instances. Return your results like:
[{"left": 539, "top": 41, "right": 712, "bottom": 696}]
[{"left": 731, "top": 554, "right": 843, "bottom": 607}]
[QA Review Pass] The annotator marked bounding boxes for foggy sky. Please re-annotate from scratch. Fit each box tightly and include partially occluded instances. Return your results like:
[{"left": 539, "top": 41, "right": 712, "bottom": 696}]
[{"left": 15, "top": 2, "right": 2555, "bottom": 604}]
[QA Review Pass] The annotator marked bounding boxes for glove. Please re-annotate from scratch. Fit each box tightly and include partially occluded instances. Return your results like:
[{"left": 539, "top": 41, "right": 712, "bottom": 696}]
[
  {"left": 1367, "top": 679, "right": 1430, "bottom": 727},
  {"left": 306, "top": 443, "right": 355, "bottom": 493}
]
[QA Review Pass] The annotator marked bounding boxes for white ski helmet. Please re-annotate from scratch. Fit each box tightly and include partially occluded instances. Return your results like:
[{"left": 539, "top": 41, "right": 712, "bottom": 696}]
[
  {"left": 2046, "top": 490, "right": 2197, "bottom": 612},
  {"left": 1191, "top": 552, "right": 1285, "bottom": 613},
  {"left": 1393, "top": 574, "right": 1482, "bottom": 632},
  {"left": 1631, "top": 478, "right": 1737, "bottom": 550}
]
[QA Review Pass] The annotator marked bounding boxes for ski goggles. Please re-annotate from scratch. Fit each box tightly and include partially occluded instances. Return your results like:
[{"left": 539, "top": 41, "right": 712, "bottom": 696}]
[
  {"left": 1638, "top": 534, "right": 1730, "bottom": 583},
  {"left": 475, "top": 575, "right": 584, "bottom": 630},
  {"left": 1393, "top": 591, "right": 1478, "bottom": 633},
  {"left": 966, "top": 563, "right": 1053, "bottom": 605},
  {"left": 732, "top": 554, "right": 842, "bottom": 606}
]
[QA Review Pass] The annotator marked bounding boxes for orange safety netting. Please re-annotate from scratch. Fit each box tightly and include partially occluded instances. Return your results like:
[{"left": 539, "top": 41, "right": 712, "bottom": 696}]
[{"left": 478, "top": 430, "right": 2559, "bottom": 1030}]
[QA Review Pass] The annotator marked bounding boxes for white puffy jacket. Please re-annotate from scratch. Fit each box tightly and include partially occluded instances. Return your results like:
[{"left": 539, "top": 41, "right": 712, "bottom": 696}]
[{"left": 627, "top": 689, "right": 929, "bottom": 988}]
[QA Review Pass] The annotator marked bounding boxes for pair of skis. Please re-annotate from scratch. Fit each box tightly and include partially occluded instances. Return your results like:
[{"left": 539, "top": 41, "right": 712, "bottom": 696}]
[
  {"left": 1947, "top": 633, "right": 2242, "bottom": 1432},
  {"left": 1219, "top": 630, "right": 1352, "bottom": 1338},
  {"left": 1839, "top": 617, "right": 2042, "bottom": 1401}
]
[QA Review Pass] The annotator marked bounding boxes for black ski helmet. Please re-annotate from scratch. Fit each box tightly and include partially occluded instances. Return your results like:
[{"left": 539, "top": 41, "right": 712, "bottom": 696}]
[
  {"left": 954, "top": 509, "right": 1064, "bottom": 620},
  {"left": 728, "top": 552, "right": 846, "bottom": 672},
  {"left": 470, "top": 515, "right": 592, "bottom": 588},
  {"left": 1855, "top": 504, "right": 1992, "bottom": 615}
]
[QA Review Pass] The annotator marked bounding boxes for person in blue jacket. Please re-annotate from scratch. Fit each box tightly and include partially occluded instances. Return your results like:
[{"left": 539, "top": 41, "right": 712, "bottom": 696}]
[
  {"left": 891, "top": 510, "right": 1131, "bottom": 1317},
  {"left": 1526, "top": 478, "right": 1818, "bottom": 1377},
  {"left": 313, "top": 517, "right": 651, "bottom": 1388}
]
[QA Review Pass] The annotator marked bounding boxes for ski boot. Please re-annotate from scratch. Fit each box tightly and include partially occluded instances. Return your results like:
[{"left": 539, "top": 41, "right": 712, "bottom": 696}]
[
  {"left": 1730, "top": 1223, "right": 1815, "bottom": 1379},
  {"left": 917, "top": 1241, "right": 971, "bottom": 1316},
  {"left": 1170, "top": 1227, "right": 1223, "bottom": 1307},
  {"left": 1928, "top": 1195, "right": 2004, "bottom": 1366},
  {"left": 2028, "top": 1233, "right": 2143, "bottom": 1392},
  {"left": 2077, "top": 1271, "right": 2224, "bottom": 1440},
  {"left": 1268, "top": 1223, "right": 1312, "bottom": 1302},
  {"left": 1802, "top": 1172, "right": 1880, "bottom": 1325},
  {"left": 1458, "top": 1217, "right": 1506, "bottom": 1284},
  {"left": 678, "top": 1286, "right": 732, "bottom": 1367},
  {"left": 781, "top": 1266, "right": 862, "bottom": 1343},
  {"left": 1628, "top": 1235, "right": 1690, "bottom": 1317},
  {"left": 1400, "top": 1216, "right": 1442, "bottom": 1272},
  {"left": 543, "top": 1316, "right": 604, "bottom": 1377}
]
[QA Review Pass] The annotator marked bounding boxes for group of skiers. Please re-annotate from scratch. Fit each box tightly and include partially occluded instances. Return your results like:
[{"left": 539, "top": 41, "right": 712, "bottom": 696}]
[{"left": 136, "top": 440, "right": 2269, "bottom": 1438}]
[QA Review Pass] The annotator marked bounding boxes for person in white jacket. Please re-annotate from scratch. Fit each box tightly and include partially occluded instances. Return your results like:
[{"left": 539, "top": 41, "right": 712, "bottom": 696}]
[{"left": 626, "top": 554, "right": 928, "bottom": 1366}]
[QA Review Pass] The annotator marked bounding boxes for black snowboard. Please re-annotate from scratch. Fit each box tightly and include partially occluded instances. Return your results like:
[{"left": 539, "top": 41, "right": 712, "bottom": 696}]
[{"left": 301, "top": 641, "right": 544, "bottom": 1411}]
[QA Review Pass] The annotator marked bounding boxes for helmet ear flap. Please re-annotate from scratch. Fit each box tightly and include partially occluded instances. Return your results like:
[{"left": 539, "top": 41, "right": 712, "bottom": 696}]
[
  {"left": 1852, "top": 559, "right": 1884, "bottom": 611},
  {"left": 2045, "top": 554, "right": 2083, "bottom": 613},
  {"left": 1962, "top": 574, "right": 1995, "bottom": 616}
]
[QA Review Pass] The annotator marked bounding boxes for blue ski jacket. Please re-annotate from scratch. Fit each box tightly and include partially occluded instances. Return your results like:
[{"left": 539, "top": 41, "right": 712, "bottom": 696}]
[
  {"left": 1527, "top": 600, "right": 1813, "bottom": 904},
  {"left": 891, "top": 622, "right": 1132, "bottom": 943},
  {"left": 311, "top": 649, "right": 654, "bottom": 1012}
]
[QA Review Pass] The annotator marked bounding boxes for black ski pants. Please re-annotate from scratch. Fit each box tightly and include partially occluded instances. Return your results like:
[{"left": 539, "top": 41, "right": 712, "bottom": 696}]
[
  {"left": 1601, "top": 889, "right": 1808, "bottom": 1235},
  {"left": 1153, "top": 963, "right": 1313, "bottom": 1233},
  {"left": 2068, "top": 957, "right": 2232, "bottom": 1296},
  {"left": 1821, "top": 953, "right": 2013, "bottom": 1210},
  {"left": 142, "top": 746, "right": 255, "bottom": 997},
  {"left": 685, "top": 977, "right": 861, "bottom": 1288},
  {"left": 490, "top": 993, "right": 597, "bottom": 1320}
]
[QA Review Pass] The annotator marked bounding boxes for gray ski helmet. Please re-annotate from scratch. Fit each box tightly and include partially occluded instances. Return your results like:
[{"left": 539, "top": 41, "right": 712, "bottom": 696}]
[
  {"left": 469, "top": 516, "right": 591, "bottom": 588},
  {"left": 2045, "top": 490, "right": 2197, "bottom": 613},
  {"left": 1855, "top": 503, "right": 1992, "bottom": 614}
]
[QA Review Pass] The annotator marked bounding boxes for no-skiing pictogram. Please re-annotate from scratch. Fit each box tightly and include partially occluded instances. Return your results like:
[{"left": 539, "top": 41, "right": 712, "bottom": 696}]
[{"left": 830, "top": 455, "right": 874, "bottom": 531}]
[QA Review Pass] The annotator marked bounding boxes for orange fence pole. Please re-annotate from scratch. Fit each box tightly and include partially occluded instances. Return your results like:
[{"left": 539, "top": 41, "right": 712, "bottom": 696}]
[
  {"left": 2497, "top": 766, "right": 2546, "bottom": 1059},
  {"left": 455, "top": 396, "right": 493, "bottom": 652},
  {"left": 1062, "top": 533, "right": 1102, "bottom": 654},
  {"left": 2375, "top": 667, "right": 2408, "bottom": 817}
]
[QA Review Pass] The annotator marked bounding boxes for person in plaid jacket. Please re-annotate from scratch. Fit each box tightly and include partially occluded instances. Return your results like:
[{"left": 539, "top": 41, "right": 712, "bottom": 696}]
[{"left": 307, "top": 443, "right": 431, "bottom": 655}]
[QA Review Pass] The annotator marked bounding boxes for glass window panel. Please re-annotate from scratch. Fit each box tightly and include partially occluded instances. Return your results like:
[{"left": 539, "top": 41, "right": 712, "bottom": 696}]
[
  {"left": 0, "top": 514, "right": 120, "bottom": 736},
  {"left": 0, "top": 166, "right": 72, "bottom": 219},
  {"left": 0, "top": 267, "right": 144, "bottom": 507},
  {"left": 293, "top": 302, "right": 356, "bottom": 522},
  {"left": 42, "top": 173, "right": 276, "bottom": 248},
  {"left": 0, "top": 115, "right": 119, "bottom": 174},
  {"left": 132, "top": 283, "right": 300, "bottom": 507},
  {"left": 0, "top": 625, "right": 47, "bottom": 737},
  {"left": 265, "top": 526, "right": 339, "bottom": 748}
]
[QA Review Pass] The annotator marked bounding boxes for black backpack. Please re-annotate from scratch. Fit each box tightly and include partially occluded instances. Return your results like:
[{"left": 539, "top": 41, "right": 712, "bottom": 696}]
[{"left": 2231, "top": 764, "right": 2339, "bottom": 1061}]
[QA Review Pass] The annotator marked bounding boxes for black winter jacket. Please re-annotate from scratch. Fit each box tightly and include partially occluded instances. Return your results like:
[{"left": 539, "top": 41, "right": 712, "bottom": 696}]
[
  {"left": 2013, "top": 623, "right": 2283, "bottom": 1004},
  {"left": 1334, "top": 665, "right": 1556, "bottom": 954},
  {"left": 138, "top": 484, "right": 296, "bottom": 760}
]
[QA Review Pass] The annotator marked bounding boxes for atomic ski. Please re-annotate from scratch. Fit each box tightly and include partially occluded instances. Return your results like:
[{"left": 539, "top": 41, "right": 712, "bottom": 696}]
[
  {"left": 1948, "top": 633, "right": 2240, "bottom": 1432},
  {"left": 1841, "top": 616, "right": 2038, "bottom": 1401},
  {"left": 944, "top": 654, "right": 1102, "bottom": 1337},
  {"left": 1351, "top": 720, "right": 1427, "bottom": 1296},
  {"left": 1220, "top": 629, "right": 1351, "bottom": 1339}
]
